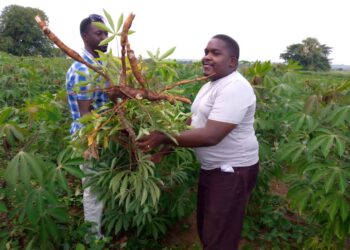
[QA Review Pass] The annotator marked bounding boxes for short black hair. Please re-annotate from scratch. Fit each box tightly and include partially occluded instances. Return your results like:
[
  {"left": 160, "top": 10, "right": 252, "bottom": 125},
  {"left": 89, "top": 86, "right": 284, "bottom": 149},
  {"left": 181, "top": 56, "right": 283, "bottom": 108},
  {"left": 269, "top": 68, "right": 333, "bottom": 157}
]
[
  {"left": 80, "top": 14, "right": 105, "bottom": 36},
  {"left": 212, "top": 34, "right": 240, "bottom": 60}
]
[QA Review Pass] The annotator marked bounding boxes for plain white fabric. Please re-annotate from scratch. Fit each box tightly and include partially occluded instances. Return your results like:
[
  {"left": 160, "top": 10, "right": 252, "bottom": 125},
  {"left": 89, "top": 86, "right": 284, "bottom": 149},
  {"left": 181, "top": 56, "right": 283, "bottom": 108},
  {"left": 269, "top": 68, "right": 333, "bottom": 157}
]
[
  {"left": 191, "top": 71, "right": 259, "bottom": 169},
  {"left": 81, "top": 163, "right": 104, "bottom": 238}
]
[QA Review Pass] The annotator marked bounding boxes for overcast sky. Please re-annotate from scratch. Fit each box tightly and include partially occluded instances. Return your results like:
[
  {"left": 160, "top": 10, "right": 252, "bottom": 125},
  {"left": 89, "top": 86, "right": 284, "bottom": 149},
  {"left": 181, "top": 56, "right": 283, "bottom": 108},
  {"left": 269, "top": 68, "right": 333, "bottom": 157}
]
[{"left": 1, "top": 0, "right": 349, "bottom": 65}]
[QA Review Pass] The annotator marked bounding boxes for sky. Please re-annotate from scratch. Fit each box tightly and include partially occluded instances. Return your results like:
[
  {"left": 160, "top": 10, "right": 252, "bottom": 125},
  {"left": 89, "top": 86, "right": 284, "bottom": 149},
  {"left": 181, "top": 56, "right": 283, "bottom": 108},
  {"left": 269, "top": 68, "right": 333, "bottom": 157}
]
[{"left": 1, "top": 0, "right": 349, "bottom": 65}]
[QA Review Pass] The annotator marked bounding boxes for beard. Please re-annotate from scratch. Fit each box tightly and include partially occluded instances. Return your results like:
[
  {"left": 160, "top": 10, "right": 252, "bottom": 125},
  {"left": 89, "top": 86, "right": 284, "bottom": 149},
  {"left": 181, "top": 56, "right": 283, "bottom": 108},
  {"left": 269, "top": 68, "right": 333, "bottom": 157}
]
[{"left": 98, "top": 45, "right": 108, "bottom": 52}]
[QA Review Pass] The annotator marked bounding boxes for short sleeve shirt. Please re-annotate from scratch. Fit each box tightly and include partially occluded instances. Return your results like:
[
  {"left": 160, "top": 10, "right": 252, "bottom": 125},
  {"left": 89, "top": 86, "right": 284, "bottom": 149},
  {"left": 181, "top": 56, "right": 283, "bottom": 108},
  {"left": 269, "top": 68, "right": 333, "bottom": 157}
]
[
  {"left": 66, "top": 49, "right": 109, "bottom": 135},
  {"left": 191, "top": 71, "right": 259, "bottom": 169}
]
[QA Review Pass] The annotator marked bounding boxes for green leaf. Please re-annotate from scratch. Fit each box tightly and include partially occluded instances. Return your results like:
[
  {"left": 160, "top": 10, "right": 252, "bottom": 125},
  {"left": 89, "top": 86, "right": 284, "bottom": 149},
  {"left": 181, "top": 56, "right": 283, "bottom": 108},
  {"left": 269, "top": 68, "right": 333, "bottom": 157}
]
[
  {"left": 57, "top": 170, "right": 69, "bottom": 192},
  {"left": 159, "top": 47, "right": 176, "bottom": 60},
  {"left": 325, "top": 172, "right": 336, "bottom": 193},
  {"left": 147, "top": 50, "right": 154, "bottom": 59},
  {"left": 295, "top": 113, "right": 305, "bottom": 130},
  {"left": 103, "top": 9, "right": 115, "bottom": 31},
  {"left": 329, "top": 196, "right": 339, "bottom": 221},
  {"left": 64, "top": 158, "right": 84, "bottom": 166},
  {"left": 277, "top": 143, "right": 301, "bottom": 162},
  {"left": 0, "top": 201, "right": 7, "bottom": 212},
  {"left": 141, "top": 188, "right": 148, "bottom": 206},
  {"left": 75, "top": 243, "right": 86, "bottom": 250},
  {"left": 49, "top": 206, "right": 69, "bottom": 223},
  {"left": 99, "top": 34, "right": 116, "bottom": 46},
  {"left": 339, "top": 196, "right": 349, "bottom": 221},
  {"left": 297, "top": 192, "right": 309, "bottom": 213},
  {"left": 23, "top": 152, "right": 43, "bottom": 183},
  {"left": 110, "top": 171, "right": 126, "bottom": 193},
  {"left": 0, "top": 107, "right": 14, "bottom": 123},
  {"left": 120, "top": 176, "right": 128, "bottom": 197},
  {"left": 311, "top": 169, "right": 327, "bottom": 184},
  {"left": 92, "top": 21, "right": 113, "bottom": 33},
  {"left": 63, "top": 165, "right": 84, "bottom": 179},
  {"left": 331, "top": 106, "right": 349, "bottom": 126},
  {"left": 321, "top": 135, "right": 334, "bottom": 157},
  {"left": 304, "top": 95, "right": 319, "bottom": 114},
  {"left": 116, "top": 13, "right": 124, "bottom": 32},
  {"left": 334, "top": 136, "right": 345, "bottom": 157},
  {"left": 308, "top": 135, "right": 328, "bottom": 153},
  {"left": 6, "top": 153, "right": 20, "bottom": 186},
  {"left": 8, "top": 124, "right": 24, "bottom": 141},
  {"left": 291, "top": 146, "right": 304, "bottom": 163}
]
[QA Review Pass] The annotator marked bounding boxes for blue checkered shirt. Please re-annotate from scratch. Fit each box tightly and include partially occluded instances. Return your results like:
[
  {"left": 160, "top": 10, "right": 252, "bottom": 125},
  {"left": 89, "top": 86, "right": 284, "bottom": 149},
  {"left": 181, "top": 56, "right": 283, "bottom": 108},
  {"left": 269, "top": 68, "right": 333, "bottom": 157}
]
[{"left": 66, "top": 49, "right": 109, "bottom": 135}]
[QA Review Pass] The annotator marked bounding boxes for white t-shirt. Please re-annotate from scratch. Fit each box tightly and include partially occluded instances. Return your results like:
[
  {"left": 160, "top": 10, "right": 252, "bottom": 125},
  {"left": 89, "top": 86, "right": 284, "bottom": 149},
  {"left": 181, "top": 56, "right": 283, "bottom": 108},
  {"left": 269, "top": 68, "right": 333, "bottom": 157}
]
[{"left": 191, "top": 71, "right": 259, "bottom": 170}]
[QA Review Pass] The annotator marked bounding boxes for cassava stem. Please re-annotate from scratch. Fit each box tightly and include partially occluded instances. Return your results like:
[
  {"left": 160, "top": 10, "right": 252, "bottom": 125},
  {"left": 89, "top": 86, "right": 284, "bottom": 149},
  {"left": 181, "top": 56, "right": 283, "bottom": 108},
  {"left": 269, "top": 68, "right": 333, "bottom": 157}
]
[
  {"left": 161, "top": 75, "right": 214, "bottom": 92},
  {"left": 35, "top": 14, "right": 191, "bottom": 105},
  {"left": 35, "top": 16, "right": 115, "bottom": 85}
]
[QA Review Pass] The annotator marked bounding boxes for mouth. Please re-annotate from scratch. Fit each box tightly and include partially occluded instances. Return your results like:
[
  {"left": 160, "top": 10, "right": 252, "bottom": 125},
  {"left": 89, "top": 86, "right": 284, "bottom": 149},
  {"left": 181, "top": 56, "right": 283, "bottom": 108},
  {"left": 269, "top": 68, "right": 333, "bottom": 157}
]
[
  {"left": 202, "top": 63, "right": 214, "bottom": 75},
  {"left": 99, "top": 45, "right": 108, "bottom": 52}
]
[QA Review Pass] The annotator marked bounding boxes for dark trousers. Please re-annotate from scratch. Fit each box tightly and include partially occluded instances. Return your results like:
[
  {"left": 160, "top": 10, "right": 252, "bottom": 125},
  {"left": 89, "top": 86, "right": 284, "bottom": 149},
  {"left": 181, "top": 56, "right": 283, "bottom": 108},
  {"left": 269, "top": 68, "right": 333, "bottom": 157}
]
[{"left": 197, "top": 162, "right": 259, "bottom": 250}]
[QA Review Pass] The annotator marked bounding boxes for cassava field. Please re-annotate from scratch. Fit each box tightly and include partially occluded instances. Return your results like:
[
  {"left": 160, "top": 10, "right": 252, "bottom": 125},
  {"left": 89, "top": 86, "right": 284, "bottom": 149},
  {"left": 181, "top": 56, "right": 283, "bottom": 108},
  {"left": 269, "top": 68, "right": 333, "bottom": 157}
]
[{"left": 0, "top": 50, "right": 349, "bottom": 250}]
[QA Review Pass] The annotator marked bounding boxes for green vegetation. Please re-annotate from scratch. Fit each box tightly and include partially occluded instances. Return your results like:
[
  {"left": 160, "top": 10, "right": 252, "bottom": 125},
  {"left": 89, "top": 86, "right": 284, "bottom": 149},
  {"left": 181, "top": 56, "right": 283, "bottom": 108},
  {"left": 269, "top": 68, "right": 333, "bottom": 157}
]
[
  {"left": 0, "top": 5, "right": 60, "bottom": 57},
  {"left": 280, "top": 37, "right": 332, "bottom": 71},
  {"left": 0, "top": 41, "right": 349, "bottom": 250}
]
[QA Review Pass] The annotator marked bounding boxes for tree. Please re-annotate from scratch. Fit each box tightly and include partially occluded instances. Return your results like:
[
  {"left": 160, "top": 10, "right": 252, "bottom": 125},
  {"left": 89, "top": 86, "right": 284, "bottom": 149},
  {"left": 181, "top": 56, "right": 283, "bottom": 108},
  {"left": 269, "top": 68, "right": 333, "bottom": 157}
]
[
  {"left": 280, "top": 37, "right": 332, "bottom": 71},
  {"left": 0, "top": 5, "right": 55, "bottom": 56}
]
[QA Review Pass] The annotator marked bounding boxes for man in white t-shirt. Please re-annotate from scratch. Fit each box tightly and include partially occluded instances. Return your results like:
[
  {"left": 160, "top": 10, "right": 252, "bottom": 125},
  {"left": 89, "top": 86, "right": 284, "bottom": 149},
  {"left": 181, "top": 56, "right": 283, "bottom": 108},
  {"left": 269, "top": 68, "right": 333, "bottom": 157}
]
[{"left": 138, "top": 34, "right": 259, "bottom": 250}]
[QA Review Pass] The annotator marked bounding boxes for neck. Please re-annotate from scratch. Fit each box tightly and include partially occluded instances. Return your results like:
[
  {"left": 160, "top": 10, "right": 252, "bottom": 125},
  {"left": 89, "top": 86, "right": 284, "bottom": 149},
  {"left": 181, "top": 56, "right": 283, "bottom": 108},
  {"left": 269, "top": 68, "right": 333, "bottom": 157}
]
[{"left": 85, "top": 47, "right": 98, "bottom": 58}]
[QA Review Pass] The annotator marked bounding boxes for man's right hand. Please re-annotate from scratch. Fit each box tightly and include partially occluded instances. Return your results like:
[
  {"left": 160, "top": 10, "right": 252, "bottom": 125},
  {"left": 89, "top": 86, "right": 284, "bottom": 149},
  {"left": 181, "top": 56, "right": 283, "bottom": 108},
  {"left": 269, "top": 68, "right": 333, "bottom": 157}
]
[{"left": 136, "top": 131, "right": 168, "bottom": 152}]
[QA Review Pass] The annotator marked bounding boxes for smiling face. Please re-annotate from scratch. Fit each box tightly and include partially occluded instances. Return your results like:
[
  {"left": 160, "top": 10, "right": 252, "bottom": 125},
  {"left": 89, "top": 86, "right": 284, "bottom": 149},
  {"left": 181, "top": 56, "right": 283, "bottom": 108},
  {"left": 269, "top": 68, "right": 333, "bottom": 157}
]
[{"left": 202, "top": 37, "right": 237, "bottom": 81}]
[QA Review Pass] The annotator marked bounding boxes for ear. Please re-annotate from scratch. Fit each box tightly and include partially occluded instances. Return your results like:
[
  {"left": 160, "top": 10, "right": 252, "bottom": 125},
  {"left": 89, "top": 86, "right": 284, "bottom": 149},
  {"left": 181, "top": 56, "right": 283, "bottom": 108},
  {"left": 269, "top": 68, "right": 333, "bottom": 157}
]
[
  {"left": 230, "top": 56, "right": 238, "bottom": 70},
  {"left": 82, "top": 33, "right": 88, "bottom": 42}
]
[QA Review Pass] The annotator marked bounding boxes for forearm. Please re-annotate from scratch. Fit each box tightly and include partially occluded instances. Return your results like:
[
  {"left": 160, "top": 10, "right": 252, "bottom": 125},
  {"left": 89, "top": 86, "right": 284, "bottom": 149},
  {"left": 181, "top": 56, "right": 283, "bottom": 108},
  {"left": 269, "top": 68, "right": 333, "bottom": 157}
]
[{"left": 163, "top": 128, "right": 218, "bottom": 148}]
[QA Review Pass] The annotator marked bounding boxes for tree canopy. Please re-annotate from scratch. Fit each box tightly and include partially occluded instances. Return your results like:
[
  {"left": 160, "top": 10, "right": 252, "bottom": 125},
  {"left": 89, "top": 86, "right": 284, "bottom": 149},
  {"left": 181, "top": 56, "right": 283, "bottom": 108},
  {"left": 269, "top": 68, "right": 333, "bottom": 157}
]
[
  {"left": 280, "top": 38, "right": 332, "bottom": 71},
  {"left": 0, "top": 5, "right": 57, "bottom": 57}
]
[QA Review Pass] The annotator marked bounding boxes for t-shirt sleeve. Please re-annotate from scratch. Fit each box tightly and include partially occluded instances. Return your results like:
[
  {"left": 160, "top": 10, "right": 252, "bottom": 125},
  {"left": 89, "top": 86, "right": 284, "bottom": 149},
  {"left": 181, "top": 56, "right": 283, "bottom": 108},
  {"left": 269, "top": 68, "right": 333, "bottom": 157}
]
[{"left": 208, "top": 81, "right": 255, "bottom": 124}]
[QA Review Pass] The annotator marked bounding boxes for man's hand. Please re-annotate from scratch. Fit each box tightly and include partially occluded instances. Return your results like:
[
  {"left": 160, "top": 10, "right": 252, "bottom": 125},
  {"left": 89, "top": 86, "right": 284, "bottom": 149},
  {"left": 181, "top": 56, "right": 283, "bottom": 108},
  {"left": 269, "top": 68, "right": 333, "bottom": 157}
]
[
  {"left": 149, "top": 145, "right": 173, "bottom": 164},
  {"left": 136, "top": 131, "right": 168, "bottom": 152}
]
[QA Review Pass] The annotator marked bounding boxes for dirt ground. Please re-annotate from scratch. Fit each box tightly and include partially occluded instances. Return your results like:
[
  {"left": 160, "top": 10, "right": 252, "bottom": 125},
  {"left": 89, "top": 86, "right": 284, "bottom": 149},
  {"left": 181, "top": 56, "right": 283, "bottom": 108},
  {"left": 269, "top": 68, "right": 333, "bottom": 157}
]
[{"left": 163, "top": 211, "right": 249, "bottom": 250}]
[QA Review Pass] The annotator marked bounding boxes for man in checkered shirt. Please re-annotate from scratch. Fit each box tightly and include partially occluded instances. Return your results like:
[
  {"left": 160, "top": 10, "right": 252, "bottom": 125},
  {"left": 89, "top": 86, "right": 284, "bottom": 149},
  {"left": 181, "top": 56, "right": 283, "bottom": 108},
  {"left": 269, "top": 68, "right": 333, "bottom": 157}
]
[{"left": 66, "top": 14, "right": 109, "bottom": 238}]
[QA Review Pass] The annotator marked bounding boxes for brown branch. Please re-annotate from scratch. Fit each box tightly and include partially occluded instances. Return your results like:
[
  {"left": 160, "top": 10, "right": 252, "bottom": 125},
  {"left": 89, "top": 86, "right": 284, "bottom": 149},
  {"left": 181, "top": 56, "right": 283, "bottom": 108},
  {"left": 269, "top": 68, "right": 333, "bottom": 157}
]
[
  {"left": 113, "top": 86, "right": 191, "bottom": 104},
  {"left": 120, "top": 47, "right": 127, "bottom": 86},
  {"left": 36, "top": 14, "right": 190, "bottom": 106},
  {"left": 126, "top": 42, "right": 146, "bottom": 88},
  {"left": 121, "top": 13, "right": 135, "bottom": 47},
  {"left": 35, "top": 15, "right": 115, "bottom": 85},
  {"left": 120, "top": 13, "right": 135, "bottom": 86},
  {"left": 161, "top": 74, "right": 214, "bottom": 92},
  {"left": 116, "top": 106, "right": 139, "bottom": 169}
]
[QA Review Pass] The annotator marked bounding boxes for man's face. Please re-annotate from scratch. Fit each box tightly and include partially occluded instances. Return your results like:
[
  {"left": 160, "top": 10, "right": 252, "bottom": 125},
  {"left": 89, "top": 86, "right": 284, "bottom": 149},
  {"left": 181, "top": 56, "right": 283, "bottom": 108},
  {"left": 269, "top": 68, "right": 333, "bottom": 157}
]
[
  {"left": 202, "top": 38, "right": 237, "bottom": 81},
  {"left": 83, "top": 23, "right": 108, "bottom": 53}
]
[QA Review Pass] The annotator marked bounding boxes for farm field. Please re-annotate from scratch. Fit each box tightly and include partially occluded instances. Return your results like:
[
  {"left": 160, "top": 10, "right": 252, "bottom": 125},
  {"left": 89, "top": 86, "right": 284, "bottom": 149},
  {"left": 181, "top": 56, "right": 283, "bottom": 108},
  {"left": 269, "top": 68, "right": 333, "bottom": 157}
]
[{"left": 0, "top": 52, "right": 349, "bottom": 249}]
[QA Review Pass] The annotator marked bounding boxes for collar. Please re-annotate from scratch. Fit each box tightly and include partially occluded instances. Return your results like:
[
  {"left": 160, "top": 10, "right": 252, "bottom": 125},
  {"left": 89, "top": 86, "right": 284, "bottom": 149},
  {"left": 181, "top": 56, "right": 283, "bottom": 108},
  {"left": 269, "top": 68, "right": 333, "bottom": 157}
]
[{"left": 210, "top": 71, "right": 238, "bottom": 85}]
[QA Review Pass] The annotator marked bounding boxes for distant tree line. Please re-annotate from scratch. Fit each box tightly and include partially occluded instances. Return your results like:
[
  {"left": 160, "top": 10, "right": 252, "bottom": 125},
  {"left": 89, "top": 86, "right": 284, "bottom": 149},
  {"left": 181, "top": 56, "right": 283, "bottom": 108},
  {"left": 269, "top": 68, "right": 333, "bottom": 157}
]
[
  {"left": 280, "top": 37, "right": 332, "bottom": 71},
  {"left": 0, "top": 5, "right": 63, "bottom": 57}
]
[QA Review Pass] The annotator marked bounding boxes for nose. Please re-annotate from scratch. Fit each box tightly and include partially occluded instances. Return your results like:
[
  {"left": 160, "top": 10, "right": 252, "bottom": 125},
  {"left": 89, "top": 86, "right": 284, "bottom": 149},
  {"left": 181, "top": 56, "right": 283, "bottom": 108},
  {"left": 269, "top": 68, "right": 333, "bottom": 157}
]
[{"left": 202, "top": 54, "right": 211, "bottom": 64}]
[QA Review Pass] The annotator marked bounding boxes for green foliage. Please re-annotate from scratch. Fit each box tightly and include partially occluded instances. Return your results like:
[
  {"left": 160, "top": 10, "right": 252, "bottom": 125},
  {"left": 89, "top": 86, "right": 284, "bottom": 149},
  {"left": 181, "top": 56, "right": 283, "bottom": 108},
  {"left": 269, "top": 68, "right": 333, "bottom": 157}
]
[
  {"left": 0, "top": 11, "right": 350, "bottom": 249},
  {"left": 246, "top": 62, "right": 350, "bottom": 249},
  {"left": 280, "top": 37, "right": 332, "bottom": 71},
  {"left": 0, "top": 5, "right": 56, "bottom": 56}
]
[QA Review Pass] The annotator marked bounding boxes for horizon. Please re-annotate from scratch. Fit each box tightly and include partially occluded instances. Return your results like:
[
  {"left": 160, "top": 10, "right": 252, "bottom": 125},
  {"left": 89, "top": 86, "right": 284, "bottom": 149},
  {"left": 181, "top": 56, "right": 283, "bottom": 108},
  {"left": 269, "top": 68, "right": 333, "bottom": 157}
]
[{"left": 1, "top": 0, "right": 349, "bottom": 65}]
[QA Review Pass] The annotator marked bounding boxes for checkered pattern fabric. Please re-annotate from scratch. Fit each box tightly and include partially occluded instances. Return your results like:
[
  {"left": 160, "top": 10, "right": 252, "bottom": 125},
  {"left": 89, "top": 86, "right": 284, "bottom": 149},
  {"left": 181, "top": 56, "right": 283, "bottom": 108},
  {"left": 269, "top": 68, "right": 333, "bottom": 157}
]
[{"left": 66, "top": 49, "right": 109, "bottom": 135}]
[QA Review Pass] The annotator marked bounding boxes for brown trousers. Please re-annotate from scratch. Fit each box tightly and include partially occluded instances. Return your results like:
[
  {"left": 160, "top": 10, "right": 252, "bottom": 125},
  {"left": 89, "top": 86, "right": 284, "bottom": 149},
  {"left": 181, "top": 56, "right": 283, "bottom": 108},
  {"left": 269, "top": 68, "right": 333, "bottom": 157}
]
[{"left": 197, "top": 162, "right": 259, "bottom": 250}]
